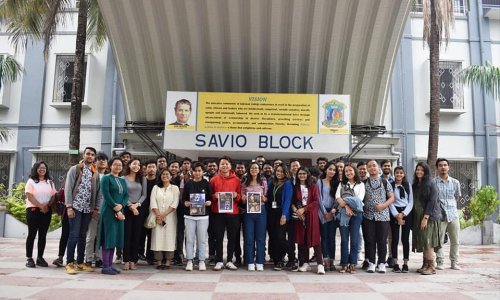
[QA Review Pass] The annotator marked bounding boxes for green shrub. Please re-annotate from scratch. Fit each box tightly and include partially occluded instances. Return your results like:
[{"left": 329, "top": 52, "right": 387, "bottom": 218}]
[
  {"left": 6, "top": 182, "right": 61, "bottom": 231},
  {"left": 469, "top": 186, "right": 499, "bottom": 226}
]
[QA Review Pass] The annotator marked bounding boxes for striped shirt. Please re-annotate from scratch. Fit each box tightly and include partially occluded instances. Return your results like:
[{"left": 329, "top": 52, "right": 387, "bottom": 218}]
[{"left": 434, "top": 176, "right": 461, "bottom": 222}]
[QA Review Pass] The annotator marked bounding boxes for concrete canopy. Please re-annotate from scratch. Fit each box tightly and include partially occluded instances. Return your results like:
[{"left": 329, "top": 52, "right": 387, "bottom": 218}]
[{"left": 98, "top": 0, "right": 411, "bottom": 125}]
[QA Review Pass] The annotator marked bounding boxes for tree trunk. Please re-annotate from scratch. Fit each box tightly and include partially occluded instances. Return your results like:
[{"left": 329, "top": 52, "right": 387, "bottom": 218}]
[
  {"left": 427, "top": 0, "right": 440, "bottom": 176},
  {"left": 68, "top": 0, "right": 88, "bottom": 165}
]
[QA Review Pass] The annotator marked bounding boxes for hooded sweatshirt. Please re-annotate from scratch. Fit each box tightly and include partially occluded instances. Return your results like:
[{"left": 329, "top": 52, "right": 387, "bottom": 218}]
[{"left": 210, "top": 170, "right": 242, "bottom": 215}]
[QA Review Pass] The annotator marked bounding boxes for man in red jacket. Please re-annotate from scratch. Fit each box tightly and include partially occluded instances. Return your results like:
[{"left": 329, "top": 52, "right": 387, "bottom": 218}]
[{"left": 210, "top": 156, "right": 242, "bottom": 270}]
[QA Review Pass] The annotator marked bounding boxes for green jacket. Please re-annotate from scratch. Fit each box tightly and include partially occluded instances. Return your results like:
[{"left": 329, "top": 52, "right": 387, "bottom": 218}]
[{"left": 98, "top": 174, "right": 129, "bottom": 249}]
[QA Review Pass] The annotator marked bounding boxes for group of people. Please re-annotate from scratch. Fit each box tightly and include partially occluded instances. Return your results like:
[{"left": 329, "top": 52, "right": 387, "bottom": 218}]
[{"left": 24, "top": 149, "right": 462, "bottom": 276}]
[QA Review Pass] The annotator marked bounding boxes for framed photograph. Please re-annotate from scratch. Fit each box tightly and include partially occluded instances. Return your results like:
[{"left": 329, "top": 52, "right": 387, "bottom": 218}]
[
  {"left": 218, "top": 192, "right": 234, "bottom": 213},
  {"left": 189, "top": 193, "right": 205, "bottom": 216},
  {"left": 247, "top": 192, "right": 262, "bottom": 213}
]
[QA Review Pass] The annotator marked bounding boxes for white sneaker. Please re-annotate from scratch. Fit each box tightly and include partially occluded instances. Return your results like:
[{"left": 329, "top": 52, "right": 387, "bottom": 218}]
[
  {"left": 185, "top": 260, "right": 193, "bottom": 271},
  {"left": 317, "top": 264, "right": 325, "bottom": 275},
  {"left": 248, "top": 264, "right": 255, "bottom": 271},
  {"left": 256, "top": 264, "right": 264, "bottom": 271},
  {"left": 377, "top": 263, "right": 386, "bottom": 273},
  {"left": 298, "top": 263, "right": 311, "bottom": 272},
  {"left": 198, "top": 261, "right": 206, "bottom": 271},
  {"left": 214, "top": 262, "right": 224, "bottom": 271},
  {"left": 226, "top": 262, "right": 238, "bottom": 270},
  {"left": 367, "top": 262, "right": 376, "bottom": 273}
]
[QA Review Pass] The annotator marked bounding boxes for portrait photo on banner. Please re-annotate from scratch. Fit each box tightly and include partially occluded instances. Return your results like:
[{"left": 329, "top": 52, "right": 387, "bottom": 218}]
[{"left": 165, "top": 91, "right": 197, "bottom": 130}]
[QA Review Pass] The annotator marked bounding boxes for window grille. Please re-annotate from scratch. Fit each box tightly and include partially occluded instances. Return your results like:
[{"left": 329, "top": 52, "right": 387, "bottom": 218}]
[
  {"left": 52, "top": 55, "right": 87, "bottom": 103},
  {"left": 439, "top": 61, "right": 464, "bottom": 110}
]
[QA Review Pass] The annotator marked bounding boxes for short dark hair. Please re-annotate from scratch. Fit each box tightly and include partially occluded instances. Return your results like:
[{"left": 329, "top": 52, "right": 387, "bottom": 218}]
[
  {"left": 120, "top": 151, "right": 131, "bottom": 158},
  {"left": 435, "top": 158, "right": 450, "bottom": 167},
  {"left": 182, "top": 157, "right": 192, "bottom": 163},
  {"left": 316, "top": 157, "right": 328, "bottom": 164},
  {"left": 309, "top": 167, "right": 322, "bottom": 178},
  {"left": 381, "top": 159, "right": 392, "bottom": 166},
  {"left": 169, "top": 160, "right": 180, "bottom": 167},
  {"left": 84, "top": 147, "right": 97, "bottom": 155},
  {"left": 145, "top": 159, "right": 157, "bottom": 167},
  {"left": 156, "top": 155, "right": 167, "bottom": 161},
  {"left": 357, "top": 161, "right": 367, "bottom": 168},
  {"left": 174, "top": 99, "right": 192, "bottom": 111},
  {"left": 192, "top": 162, "right": 205, "bottom": 171},
  {"left": 96, "top": 152, "right": 108, "bottom": 161},
  {"left": 219, "top": 156, "right": 232, "bottom": 164}
]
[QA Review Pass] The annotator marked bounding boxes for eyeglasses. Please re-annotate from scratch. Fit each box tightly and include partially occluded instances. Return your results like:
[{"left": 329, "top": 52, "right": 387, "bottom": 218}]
[{"left": 297, "top": 173, "right": 307, "bottom": 176}]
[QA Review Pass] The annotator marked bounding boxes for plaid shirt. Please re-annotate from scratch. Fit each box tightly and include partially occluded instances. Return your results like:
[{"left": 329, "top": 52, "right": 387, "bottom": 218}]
[{"left": 434, "top": 176, "right": 461, "bottom": 222}]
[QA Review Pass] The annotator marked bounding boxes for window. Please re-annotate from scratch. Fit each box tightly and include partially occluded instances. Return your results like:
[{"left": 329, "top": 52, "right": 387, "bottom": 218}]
[
  {"left": 412, "top": 0, "right": 468, "bottom": 16},
  {"left": 36, "top": 153, "right": 72, "bottom": 190},
  {"left": 439, "top": 61, "right": 464, "bottom": 110},
  {"left": 52, "top": 55, "right": 87, "bottom": 103},
  {"left": 448, "top": 160, "right": 479, "bottom": 210},
  {"left": 0, "top": 153, "right": 11, "bottom": 190}
]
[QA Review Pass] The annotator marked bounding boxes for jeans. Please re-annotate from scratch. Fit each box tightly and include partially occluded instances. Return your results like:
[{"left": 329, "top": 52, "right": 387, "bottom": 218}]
[
  {"left": 66, "top": 209, "right": 92, "bottom": 264},
  {"left": 57, "top": 213, "right": 70, "bottom": 257},
  {"left": 320, "top": 219, "right": 339, "bottom": 260},
  {"left": 340, "top": 212, "right": 362, "bottom": 265},
  {"left": 26, "top": 208, "right": 52, "bottom": 258},
  {"left": 85, "top": 213, "right": 101, "bottom": 262},
  {"left": 362, "top": 218, "right": 389, "bottom": 265},
  {"left": 436, "top": 218, "right": 460, "bottom": 264},
  {"left": 244, "top": 209, "right": 267, "bottom": 264},
  {"left": 184, "top": 217, "right": 209, "bottom": 260}
]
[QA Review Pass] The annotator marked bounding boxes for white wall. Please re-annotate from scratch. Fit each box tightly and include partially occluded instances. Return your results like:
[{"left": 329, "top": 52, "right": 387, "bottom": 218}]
[{"left": 489, "top": 19, "right": 500, "bottom": 159}]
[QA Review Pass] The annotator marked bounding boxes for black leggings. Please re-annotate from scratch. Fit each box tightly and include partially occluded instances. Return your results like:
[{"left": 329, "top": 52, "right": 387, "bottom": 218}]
[
  {"left": 390, "top": 208, "right": 412, "bottom": 260},
  {"left": 268, "top": 208, "right": 295, "bottom": 263},
  {"left": 123, "top": 209, "right": 142, "bottom": 262},
  {"left": 26, "top": 208, "right": 52, "bottom": 258}
]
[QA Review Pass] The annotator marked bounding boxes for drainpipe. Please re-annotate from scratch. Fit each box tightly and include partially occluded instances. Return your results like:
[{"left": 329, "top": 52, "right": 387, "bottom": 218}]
[
  {"left": 391, "top": 144, "right": 402, "bottom": 166},
  {"left": 110, "top": 68, "right": 125, "bottom": 156},
  {"left": 476, "top": 0, "right": 490, "bottom": 185}
]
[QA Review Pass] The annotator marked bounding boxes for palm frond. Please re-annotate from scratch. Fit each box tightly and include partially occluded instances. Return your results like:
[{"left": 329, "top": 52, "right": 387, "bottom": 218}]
[
  {"left": 459, "top": 61, "right": 500, "bottom": 100},
  {"left": 87, "top": 0, "right": 107, "bottom": 51},
  {"left": 42, "top": 0, "right": 73, "bottom": 59},
  {"left": 423, "top": 0, "right": 455, "bottom": 47},
  {"left": 0, "top": 127, "right": 13, "bottom": 143},
  {"left": 0, "top": 54, "right": 23, "bottom": 84}
]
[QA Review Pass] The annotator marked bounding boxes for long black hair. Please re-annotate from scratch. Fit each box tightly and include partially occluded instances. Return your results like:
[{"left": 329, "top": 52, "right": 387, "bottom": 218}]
[
  {"left": 272, "top": 164, "right": 289, "bottom": 186},
  {"left": 244, "top": 162, "right": 264, "bottom": 186},
  {"left": 29, "top": 161, "right": 51, "bottom": 183},
  {"left": 124, "top": 158, "right": 143, "bottom": 183},
  {"left": 322, "top": 161, "right": 338, "bottom": 199},
  {"left": 413, "top": 162, "right": 432, "bottom": 198},
  {"left": 294, "top": 166, "right": 312, "bottom": 188}
]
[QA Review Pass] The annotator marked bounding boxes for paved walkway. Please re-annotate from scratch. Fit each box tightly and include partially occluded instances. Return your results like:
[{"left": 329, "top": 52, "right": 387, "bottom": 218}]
[{"left": 0, "top": 238, "right": 499, "bottom": 299}]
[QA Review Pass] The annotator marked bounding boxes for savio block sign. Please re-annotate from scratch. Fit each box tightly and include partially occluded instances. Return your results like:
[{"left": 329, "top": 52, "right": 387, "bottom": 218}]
[{"left": 163, "top": 91, "right": 350, "bottom": 159}]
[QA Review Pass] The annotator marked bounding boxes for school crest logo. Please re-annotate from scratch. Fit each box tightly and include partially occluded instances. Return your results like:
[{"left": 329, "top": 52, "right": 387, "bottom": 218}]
[{"left": 321, "top": 100, "right": 346, "bottom": 128}]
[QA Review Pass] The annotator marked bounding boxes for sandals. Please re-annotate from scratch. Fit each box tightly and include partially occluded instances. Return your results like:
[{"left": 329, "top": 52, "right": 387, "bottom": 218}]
[
  {"left": 122, "top": 262, "right": 130, "bottom": 271},
  {"left": 339, "top": 265, "right": 348, "bottom": 273},
  {"left": 130, "top": 262, "right": 137, "bottom": 270},
  {"left": 348, "top": 265, "right": 357, "bottom": 274}
]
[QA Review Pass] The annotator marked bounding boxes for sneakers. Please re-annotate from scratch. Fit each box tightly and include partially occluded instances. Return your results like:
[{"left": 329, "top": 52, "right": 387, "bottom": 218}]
[
  {"left": 138, "top": 254, "right": 147, "bottom": 261},
  {"left": 451, "top": 262, "right": 461, "bottom": 270},
  {"left": 114, "top": 256, "right": 122, "bottom": 264},
  {"left": 65, "top": 263, "right": 78, "bottom": 275},
  {"left": 273, "top": 262, "right": 284, "bottom": 271},
  {"left": 291, "top": 263, "right": 300, "bottom": 272},
  {"left": 387, "top": 257, "right": 395, "bottom": 268},
  {"left": 366, "top": 262, "right": 376, "bottom": 273},
  {"left": 436, "top": 262, "right": 444, "bottom": 270},
  {"left": 248, "top": 264, "right": 255, "bottom": 271},
  {"left": 199, "top": 261, "right": 206, "bottom": 271},
  {"left": 185, "top": 260, "right": 193, "bottom": 271},
  {"left": 256, "top": 264, "right": 264, "bottom": 271},
  {"left": 392, "top": 264, "right": 401, "bottom": 273},
  {"left": 95, "top": 259, "right": 103, "bottom": 268},
  {"left": 234, "top": 257, "right": 242, "bottom": 267},
  {"left": 52, "top": 257, "right": 64, "bottom": 267},
  {"left": 362, "top": 260, "right": 370, "bottom": 270},
  {"left": 209, "top": 257, "right": 216, "bottom": 266},
  {"left": 377, "top": 263, "right": 386, "bottom": 273},
  {"left": 35, "top": 257, "right": 48, "bottom": 267},
  {"left": 226, "top": 262, "right": 238, "bottom": 270},
  {"left": 298, "top": 263, "right": 311, "bottom": 272},
  {"left": 213, "top": 262, "right": 224, "bottom": 271},
  {"left": 317, "top": 264, "right": 325, "bottom": 275},
  {"left": 285, "top": 260, "right": 296, "bottom": 270},
  {"left": 77, "top": 263, "right": 95, "bottom": 272},
  {"left": 402, "top": 264, "right": 409, "bottom": 273},
  {"left": 26, "top": 258, "right": 36, "bottom": 268}
]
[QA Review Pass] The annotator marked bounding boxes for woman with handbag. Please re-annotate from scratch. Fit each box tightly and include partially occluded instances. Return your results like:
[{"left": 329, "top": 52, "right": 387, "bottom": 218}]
[
  {"left": 121, "top": 158, "right": 147, "bottom": 270},
  {"left": 291, "top": 167, "right": 325, "bottom": 275},
  {"left": 412, "top": 162, "right": 442, "bottom": 275},
  {"left": 150, "top": 168, "right": 179, "bottom": 270},
  {"left": 98, "top": 157, "right": 129, "bottom": 275},
  {"left": 24, "top": 161, "right": 57, "bottom": 268}
]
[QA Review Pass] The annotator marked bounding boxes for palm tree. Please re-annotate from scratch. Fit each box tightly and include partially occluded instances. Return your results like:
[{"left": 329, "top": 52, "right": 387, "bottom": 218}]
[
  {"left": 0, "top": 0, "right": 106, "bottom": 163},
  {"left": 422, "top": 0, "right": 454, "bottom": 174},
  {"left": 459, "top": 61, "right": 500, "bottom": 100},
  {"left": 0, "top": 54, "right": 23, "bottom": 143}
]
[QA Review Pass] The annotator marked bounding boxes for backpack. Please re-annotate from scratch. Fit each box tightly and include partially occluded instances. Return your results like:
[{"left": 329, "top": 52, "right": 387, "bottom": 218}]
[{"left": 54, "top": 181, "right": 66, "bottom": 217}]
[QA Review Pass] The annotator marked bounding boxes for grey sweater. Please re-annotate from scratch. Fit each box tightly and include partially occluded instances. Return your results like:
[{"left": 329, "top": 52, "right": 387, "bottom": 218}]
[{"left": 64, "top": 163, "right": 100, "bottom": 210}]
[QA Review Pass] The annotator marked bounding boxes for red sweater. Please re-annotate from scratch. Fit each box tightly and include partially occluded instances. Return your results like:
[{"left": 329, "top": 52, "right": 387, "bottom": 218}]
[{"left": 210, "top": 170, "right": 242, "bottom": 214}]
